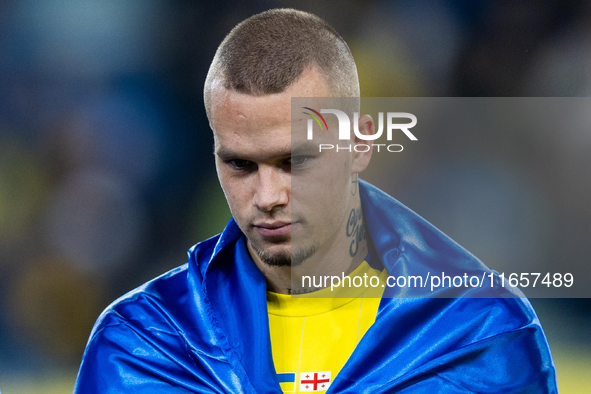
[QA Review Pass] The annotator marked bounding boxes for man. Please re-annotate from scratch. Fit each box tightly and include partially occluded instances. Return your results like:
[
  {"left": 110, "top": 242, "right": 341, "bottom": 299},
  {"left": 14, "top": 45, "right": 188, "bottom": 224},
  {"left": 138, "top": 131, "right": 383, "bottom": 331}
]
[{"left": 75, "top": 9, "right": 557, "bottom": 393}]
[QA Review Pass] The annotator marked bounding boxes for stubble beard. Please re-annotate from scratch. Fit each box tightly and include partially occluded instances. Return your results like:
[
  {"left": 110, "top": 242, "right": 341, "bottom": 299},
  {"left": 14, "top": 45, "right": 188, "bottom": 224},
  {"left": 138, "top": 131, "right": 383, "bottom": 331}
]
[{"left": 252, "top": 241, "right": 318, "bottom": 268}]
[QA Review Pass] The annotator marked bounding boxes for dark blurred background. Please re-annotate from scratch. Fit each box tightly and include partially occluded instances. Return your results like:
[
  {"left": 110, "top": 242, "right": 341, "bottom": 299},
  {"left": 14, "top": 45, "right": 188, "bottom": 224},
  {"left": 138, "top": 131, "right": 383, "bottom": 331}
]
[{"left": 0, "top": 0, "right": 589, "bottom": 392}]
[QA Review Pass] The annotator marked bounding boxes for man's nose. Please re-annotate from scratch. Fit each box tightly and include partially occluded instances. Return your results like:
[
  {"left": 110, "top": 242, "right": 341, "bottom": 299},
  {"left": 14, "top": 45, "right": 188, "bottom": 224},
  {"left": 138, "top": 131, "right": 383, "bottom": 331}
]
[{"left": 252, "top": 166, "right": 289, "bottom": 212}]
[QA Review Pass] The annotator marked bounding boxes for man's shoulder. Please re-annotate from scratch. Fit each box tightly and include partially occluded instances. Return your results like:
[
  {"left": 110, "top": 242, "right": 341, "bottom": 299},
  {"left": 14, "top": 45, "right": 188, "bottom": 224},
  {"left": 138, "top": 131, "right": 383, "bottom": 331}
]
[
  {"left": 360, "top": 180, "right": 490, "bottom": 275},
  {"left": 91, "top": 263, "right": 191, "bottom": 335},
  {"left": 89, "top": 234, "right": 222, "bottom": 339},
  {"left": 75, "top": 234, "right": 240, "bottom": 389}
]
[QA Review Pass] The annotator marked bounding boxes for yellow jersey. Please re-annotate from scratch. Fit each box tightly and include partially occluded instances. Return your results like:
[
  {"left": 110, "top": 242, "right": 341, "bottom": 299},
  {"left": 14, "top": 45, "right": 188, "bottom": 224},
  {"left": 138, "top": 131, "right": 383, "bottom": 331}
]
[{"left": 267, "top": 261, "right": 386, "bottom": 393}]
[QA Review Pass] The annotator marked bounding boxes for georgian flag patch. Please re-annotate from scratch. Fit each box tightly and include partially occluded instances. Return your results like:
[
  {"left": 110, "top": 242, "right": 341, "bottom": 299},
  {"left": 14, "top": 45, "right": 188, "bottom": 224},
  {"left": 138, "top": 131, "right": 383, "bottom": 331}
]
[{"left": 299, "top": 371, "right": 331, "bottom": 392}]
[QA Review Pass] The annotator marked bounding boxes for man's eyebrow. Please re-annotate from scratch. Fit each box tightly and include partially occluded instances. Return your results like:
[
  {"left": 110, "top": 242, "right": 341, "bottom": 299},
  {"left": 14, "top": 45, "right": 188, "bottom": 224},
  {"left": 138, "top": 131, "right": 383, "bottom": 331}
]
[
  {"left": 290, "top": 142, "right": 321, "bottom": 155},
  {"left": 215, "top": 143, "right": 319, "bottom": 160},
  {"left": 214, "top": 147, "right": 236, "bottom": 160}
]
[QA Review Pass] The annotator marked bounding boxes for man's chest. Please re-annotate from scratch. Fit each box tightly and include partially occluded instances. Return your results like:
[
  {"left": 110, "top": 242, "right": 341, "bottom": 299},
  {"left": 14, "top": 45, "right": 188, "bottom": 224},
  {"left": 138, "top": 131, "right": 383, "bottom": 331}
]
[{"left": 268, "top": 294, "right": 382, "bottom": 393}]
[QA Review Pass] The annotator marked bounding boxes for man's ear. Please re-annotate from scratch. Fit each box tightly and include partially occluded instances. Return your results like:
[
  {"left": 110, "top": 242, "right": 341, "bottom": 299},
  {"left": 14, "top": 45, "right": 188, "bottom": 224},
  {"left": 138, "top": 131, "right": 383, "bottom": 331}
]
[{"left": 351, "top": 114, "right": 374, "bottom": 174}]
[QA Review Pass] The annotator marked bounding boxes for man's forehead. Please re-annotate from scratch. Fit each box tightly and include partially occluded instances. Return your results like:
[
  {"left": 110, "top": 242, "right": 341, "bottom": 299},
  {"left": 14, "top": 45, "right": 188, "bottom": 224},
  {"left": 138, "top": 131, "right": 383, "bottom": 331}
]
[
  {"left": 216, "top": 136, "right": 319, "bottom": 152},
  {"left": 208, "top": 67, "right": 331, "bottom": 118},
  {"left": 222, "top": 91, "right": 287, "bottom": 116},
  {"left": 214, "top": 130, "right": 320, "bottom": 159}
]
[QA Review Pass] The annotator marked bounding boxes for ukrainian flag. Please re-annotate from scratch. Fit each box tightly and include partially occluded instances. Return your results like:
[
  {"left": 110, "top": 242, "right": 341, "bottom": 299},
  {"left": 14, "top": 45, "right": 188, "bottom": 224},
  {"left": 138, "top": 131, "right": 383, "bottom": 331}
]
[{"left": 277, "top": 372, "right": 296, "bottom": 392}]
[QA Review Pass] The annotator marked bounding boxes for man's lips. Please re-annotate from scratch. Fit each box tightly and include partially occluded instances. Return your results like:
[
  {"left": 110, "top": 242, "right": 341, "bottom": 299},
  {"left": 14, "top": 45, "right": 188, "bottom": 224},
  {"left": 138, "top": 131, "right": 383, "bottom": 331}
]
[{"left": 253, "top": 221, "right": 292, "bottom": 237}]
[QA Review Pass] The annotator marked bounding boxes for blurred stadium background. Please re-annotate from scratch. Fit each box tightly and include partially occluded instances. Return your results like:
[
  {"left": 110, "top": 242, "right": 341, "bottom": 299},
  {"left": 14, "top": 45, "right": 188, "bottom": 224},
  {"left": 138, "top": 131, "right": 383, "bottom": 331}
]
[{"left": 0, "top": 0, "right": 590, "bottom": 392}]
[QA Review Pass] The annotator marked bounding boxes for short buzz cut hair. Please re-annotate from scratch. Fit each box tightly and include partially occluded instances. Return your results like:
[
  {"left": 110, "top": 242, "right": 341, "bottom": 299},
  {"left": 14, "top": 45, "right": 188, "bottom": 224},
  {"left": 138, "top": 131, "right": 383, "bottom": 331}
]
[{"left": 204, "top": 8, "right": 360, "bottom": 118}]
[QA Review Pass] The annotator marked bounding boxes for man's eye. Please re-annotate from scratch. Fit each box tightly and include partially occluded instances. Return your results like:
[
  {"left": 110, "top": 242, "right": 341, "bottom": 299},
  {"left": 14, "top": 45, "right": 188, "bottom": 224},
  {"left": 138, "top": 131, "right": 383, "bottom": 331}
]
[
  {"left": 227, "top": 159, "right": 254, "bottom": 169},
  {"left": 289, "top": 156, "right": 311, "bottom": 166}
]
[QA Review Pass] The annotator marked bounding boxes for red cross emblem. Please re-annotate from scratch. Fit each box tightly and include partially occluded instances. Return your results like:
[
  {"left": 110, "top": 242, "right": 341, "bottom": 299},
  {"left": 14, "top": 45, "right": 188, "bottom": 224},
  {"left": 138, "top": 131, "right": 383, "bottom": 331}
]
[{"left": 300, "top": 371, "right": 331, "bottom": 391}]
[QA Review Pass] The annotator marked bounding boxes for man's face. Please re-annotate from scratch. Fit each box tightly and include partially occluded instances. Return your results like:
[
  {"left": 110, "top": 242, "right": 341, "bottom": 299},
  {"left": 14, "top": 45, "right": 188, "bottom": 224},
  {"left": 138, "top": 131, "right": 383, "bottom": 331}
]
[{"left": 209, "top": 67, "right": 360, "bottom": 267}]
